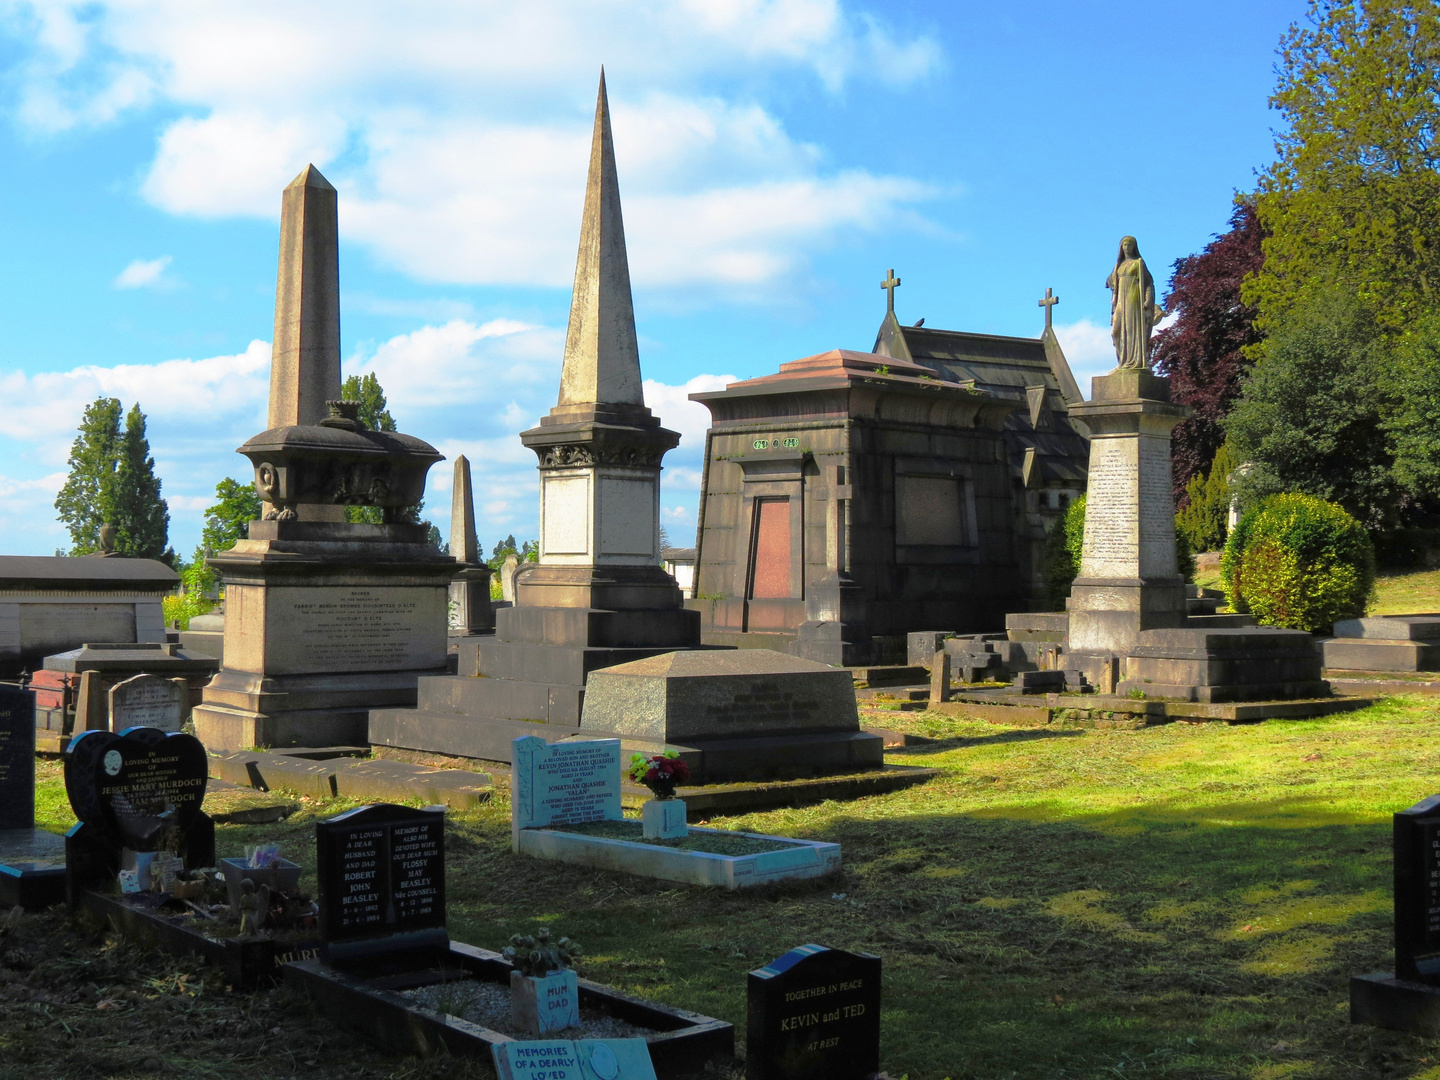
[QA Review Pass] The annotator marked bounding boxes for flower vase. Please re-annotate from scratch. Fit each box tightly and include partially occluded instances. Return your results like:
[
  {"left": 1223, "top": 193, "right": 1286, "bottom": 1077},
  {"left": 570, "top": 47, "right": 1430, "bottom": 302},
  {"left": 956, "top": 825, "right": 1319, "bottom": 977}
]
[
  {"left": 510, "top": 968, "right": 579, "bottom": 1034},
  {"left": 642, "top": 797, "right": 688, "bottom": 839}
]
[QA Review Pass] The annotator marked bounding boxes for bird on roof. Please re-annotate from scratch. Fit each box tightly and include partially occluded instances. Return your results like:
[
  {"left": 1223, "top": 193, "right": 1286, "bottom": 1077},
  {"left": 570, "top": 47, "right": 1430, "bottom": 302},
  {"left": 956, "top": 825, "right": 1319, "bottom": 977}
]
[{"left": 913, "top": 318, "right": 925, "bottom": 327}]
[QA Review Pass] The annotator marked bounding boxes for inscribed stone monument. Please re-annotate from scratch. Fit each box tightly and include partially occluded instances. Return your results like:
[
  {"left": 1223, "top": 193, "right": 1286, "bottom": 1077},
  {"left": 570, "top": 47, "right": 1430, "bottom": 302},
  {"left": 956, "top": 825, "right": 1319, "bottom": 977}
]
[
  {"left": 192, "top": 167, "right": 455, "bottom": 750},
  {"left": 491, "top": 1039, "right": 657, "bottom": 1080},
  {"left": 1351, "top": 794, "right": 1440, "bottom": 1034},
  {"left": 510, "top": 736, "right": 622, "bottom": 840},
  {"left": 108, "top": 673, "right": 187, "bottom": 733},
  {"left": 316, "top": 803, "right": 447, "bottom": 960},
  {"left": 746, "top": 944, "right": 881, "bottom": 1080}
]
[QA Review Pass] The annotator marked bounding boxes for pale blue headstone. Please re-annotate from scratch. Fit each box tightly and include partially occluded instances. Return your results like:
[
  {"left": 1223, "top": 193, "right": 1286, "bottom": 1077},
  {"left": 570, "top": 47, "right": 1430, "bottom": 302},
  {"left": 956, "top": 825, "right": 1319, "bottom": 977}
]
[
  {"left": 491, "top": 1038, "right": 656, "bottom": 1080},
  {"left": 511, "top": 736, "right": 622, "bottom": 831}
]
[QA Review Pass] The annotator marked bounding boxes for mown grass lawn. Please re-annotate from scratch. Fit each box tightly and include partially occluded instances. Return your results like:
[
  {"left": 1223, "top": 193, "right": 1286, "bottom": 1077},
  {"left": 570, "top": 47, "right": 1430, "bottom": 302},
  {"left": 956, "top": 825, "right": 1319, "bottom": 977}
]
[{"left": 26, "top": 697, "right": 1440, "bottom": 1079}]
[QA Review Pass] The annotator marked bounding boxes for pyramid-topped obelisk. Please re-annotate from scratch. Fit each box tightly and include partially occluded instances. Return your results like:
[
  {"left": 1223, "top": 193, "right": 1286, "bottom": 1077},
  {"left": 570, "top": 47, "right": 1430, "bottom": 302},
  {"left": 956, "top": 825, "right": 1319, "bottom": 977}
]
[
  {"left": 367, "top": 71, "right": 701, "bottom": 767},
  {"left": 513, "top": 71, "right": 693, "bottom": 616}
]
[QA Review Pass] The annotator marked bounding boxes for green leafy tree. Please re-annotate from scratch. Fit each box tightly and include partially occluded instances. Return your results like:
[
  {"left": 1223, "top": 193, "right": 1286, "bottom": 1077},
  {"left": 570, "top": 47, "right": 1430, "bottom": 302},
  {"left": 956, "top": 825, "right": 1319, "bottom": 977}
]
[
  {"left": 1387, "top": 312, "right": 1440, "bottom": 501},
  {"left": 54, "top": 397, "right": 123, "bottom": 555},
  {"left": 489, "top": 534, "right": 519, "bottom": 570},
  {"left": 54, "top": 397, "right": 173, "bottom": 562},
  {"left": 202, "top": 477, "right": 263, "bottom": 554},
  {"left": 1247, "top": 1, "right": 1440, "bottom": 336},
  {"left": 1223, "top": 288, "right": 1399, "bottom": 529}
]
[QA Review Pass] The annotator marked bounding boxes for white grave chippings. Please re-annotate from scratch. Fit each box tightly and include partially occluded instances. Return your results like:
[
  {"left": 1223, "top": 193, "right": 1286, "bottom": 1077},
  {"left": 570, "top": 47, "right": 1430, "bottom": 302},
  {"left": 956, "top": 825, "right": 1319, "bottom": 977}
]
[
  {"left": 491, "top": 1038, "right": 656, "bottom": 1080},
  {"left": 512, "top": 737, "right": 622, "bottom": 831}
]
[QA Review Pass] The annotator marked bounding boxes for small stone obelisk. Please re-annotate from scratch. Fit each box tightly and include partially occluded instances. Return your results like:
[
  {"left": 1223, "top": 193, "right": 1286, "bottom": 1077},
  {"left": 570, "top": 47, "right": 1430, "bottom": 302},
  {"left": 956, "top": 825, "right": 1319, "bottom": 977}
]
[
  {"left": 266, "top": 164, "right": 345, "bottom": 521},
  {"left": 448, "top": 455, "right": 493, "bottom": 635}
]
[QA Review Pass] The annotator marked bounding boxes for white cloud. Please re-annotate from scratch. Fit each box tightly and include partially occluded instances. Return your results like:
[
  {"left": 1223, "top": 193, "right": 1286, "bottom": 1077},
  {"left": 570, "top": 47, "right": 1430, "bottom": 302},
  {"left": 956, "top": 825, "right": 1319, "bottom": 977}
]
[
  {"left": 113, "top": 254, "right": 172, "bottom": 288},
  {"left": 1053, "top": 318, "right": 1116, "bottom": 397},
  {"left": 2, "top": 2, "right": 943, "bottom": 295}
]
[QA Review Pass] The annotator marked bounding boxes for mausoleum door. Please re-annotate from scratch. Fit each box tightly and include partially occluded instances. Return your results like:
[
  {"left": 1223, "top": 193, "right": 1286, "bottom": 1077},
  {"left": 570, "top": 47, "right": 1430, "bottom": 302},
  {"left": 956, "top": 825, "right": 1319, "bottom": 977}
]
[{"left": 741, "top": 493, "right": 804, "bottom": 633}]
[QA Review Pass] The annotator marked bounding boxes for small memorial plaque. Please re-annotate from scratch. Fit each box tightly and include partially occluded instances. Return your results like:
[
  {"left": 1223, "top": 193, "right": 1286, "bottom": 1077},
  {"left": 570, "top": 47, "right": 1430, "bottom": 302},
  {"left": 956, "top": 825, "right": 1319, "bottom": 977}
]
[
  {"left": 0, "top": 685, "right": 36, "bottom": 831},
  {"left": 747, "top": 944, "right": 881, "bottom": 1080},
  {"left": 1395, "top": 794, "right": 1440, "bottom": 983},
  {"left": 63, "top": 727, "right": 208, "bottom": 852},
  {"left": 316, "top": 803, "right": 446, "bottom": 950},
  {"left": 512, "top": 737, "right": 622, "bottom": 831},
  {"left": 491, "top": 1038, "right": 656, "bottom": 1080},
  {"left": 108, "top": 674, "right": 187, "bottom": 734}
]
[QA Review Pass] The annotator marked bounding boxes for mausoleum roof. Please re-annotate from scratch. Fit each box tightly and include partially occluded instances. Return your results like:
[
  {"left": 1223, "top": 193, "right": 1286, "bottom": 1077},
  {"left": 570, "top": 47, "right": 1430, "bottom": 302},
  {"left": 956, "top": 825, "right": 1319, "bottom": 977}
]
[{"left": 0, "top": 555, "right": 178, "bottom": 591}]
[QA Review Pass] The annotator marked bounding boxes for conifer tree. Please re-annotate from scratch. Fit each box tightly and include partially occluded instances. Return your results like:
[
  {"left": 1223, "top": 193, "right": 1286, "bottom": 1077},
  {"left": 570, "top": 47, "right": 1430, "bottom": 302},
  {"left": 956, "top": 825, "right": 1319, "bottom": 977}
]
[
  {"left": 54, "top": 397, "right": 123, "bottom": 555},
  {"left": 54, "top": 397, "right": 173, "bottom": 561}
]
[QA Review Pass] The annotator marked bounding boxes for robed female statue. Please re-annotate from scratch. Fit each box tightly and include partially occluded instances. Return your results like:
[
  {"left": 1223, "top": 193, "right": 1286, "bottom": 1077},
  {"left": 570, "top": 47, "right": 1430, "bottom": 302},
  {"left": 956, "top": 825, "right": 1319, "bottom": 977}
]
[{"left": 1105, "top": 235, "right": 1164, "bottom": 370}]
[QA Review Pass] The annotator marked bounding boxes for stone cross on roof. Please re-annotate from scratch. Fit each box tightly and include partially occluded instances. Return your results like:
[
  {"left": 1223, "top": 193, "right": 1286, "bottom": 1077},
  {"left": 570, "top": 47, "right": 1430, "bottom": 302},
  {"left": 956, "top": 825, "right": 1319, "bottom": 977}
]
[
  {"left": 881, "top": 269, "right": 901, "bottom": 314},
  {"left": 1038, "top": 287, "right": 1059, "bottom": 331}
]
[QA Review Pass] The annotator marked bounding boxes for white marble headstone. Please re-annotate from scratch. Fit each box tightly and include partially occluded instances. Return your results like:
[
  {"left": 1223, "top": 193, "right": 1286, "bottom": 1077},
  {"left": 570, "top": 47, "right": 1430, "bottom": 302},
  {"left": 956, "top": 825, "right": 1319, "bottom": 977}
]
[
  {"left": 108, "top": 674, "right": 187, "bottom": 733},
  {"left": 511, "top": 736, "right": 622, "bottom": 832}
]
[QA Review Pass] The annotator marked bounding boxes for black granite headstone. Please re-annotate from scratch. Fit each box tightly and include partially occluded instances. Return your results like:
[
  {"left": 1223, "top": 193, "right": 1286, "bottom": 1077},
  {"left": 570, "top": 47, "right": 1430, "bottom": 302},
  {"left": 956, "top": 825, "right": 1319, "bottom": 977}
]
[
  {"left": 316, "top": 803, "right": 447, "bottom": 960},
  {"left": 63, "top": 727, "right": 208, "bottom": 852},
  {"left": 1395, "top": 794, "right": 1440, "bottom": 983},
  {"left": 746, "top": 944, "right": 881, "bottom": 1080},
  {"left": 0, "top": 685, "right": 35, "bottom": 830}
]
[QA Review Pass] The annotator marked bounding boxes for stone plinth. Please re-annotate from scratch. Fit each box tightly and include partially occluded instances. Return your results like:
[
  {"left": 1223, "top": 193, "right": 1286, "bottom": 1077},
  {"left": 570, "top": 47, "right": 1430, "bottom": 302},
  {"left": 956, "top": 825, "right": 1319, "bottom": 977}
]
[
  {"left": 1324, "top": 615, "right": 1440, "bottom": 672},
  {"left": 1117, "top": 627, "right": 1326, "bottom": 702},
  {"left": 1065, "top": 371, "right": 1190, "bottom": 655},
  {"left": 192, "top": 520, "right": 455, "bottom": 750},
  {"left": 577, "top": 648, "right": 881, "bottom": 780}
]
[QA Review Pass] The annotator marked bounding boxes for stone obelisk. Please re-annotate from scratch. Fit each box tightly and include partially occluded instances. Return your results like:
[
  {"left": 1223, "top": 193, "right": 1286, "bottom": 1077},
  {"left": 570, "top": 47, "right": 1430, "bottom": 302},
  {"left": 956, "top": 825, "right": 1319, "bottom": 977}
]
[
  {"left": 366, "top": 71, "right": 700, "bottom": 766},
  {"left": 266, "top": 164, "right": 345, "bottom": 521},
  {"left": 448, "top": 455, "right": 494, "bottom": 635},
  {"left": 513, "top": 70, "right": 692, "bottom": 619}
]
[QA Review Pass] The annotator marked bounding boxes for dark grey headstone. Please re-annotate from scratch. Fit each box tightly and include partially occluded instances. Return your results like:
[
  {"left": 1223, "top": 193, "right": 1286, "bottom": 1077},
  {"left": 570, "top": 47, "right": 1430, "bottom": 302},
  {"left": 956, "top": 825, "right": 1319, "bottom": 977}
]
[
  {"left": 746, "top": 944, "right": 881, "bottom": 1080},
  {"left": 62, "top": 727, "right": 208, "bottom": 852},
  {"left": 0, "top": 686, "right": 36, "bottom": 830},
  {"left": 1395, "top": 794, "right": 1440, "bottom": 983},
  {"left": 316, "top": 803, "right": 446, "bottom": 956}
]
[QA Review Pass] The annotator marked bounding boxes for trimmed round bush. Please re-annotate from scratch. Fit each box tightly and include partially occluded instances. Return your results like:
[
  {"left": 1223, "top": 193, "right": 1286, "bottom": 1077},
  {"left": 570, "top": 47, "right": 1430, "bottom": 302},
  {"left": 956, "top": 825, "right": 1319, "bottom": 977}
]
[{"left": 1221, "top": 493, "right": 1374, "bottom": 633}]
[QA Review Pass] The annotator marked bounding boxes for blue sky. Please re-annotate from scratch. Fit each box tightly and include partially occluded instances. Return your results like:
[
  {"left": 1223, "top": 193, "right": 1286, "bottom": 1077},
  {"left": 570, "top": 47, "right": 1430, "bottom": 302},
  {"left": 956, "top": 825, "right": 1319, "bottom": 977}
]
[{"left": 0, "top": 0, "right": 1305, "bottom": 558}]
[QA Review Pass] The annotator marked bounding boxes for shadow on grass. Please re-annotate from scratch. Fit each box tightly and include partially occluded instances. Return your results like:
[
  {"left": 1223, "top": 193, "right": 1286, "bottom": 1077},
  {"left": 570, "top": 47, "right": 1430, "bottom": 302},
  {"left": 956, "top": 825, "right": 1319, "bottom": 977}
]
[{"left": 894, "top": 727, "right": 1087, "bottom": 755}]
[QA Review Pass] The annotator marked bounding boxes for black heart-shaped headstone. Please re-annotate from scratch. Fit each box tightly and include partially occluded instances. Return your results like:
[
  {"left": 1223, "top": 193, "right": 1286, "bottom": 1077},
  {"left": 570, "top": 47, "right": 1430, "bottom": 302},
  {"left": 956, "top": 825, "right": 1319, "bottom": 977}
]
[{"left": 64, "top": 728, "right": 209, "bottom": 853}]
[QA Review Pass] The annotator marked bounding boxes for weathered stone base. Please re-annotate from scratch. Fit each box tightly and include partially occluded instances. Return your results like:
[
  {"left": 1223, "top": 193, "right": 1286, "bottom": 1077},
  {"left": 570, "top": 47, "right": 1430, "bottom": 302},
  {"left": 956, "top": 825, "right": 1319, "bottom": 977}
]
[
  {"left": 1066, "top": 576, "right": 1188, "bottom": 655},
  {"left": 0, "top": 828, "right": 67, "bottom": 909},
  {"left": 1351, "top": 972, "right": 1440, "bottom": 1035},
  {"left": 193, "top": 668, "right": 445, "bottom": 750},
  {"left": 1117, "top": 627, "right": 1326, "bottom": 702},
  {"left": 1322, "top": 637, "right": 1440, "bottom": 672}
]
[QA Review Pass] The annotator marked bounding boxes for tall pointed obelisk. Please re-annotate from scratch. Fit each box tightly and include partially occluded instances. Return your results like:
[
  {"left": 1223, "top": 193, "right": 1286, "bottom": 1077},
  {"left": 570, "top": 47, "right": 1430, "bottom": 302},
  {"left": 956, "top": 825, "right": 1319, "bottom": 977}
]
[
  {"left": 265, "top": 164, "right": 345, "bottom": 521},
  {"left": 448, "top": 455, "right": 494, "bottom": 635},
  {"left": 514, "top": 70, "right": 690, "bottom": 616}
]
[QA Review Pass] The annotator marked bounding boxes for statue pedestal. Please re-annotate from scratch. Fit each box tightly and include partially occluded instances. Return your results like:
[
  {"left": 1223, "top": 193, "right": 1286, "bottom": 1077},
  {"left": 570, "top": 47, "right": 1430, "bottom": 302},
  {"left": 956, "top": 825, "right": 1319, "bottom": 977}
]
[
  {"left": 1064, "top": 371, "right": 1190, "bottom": 656},
  {"left": 192, "top": 521, "right": 456, "bottom": 750}
]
